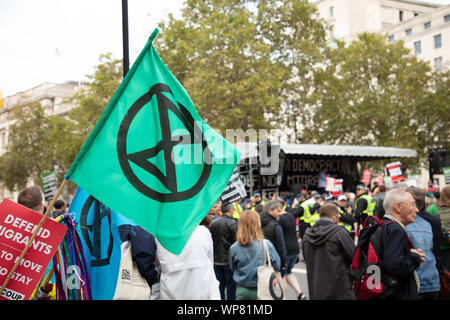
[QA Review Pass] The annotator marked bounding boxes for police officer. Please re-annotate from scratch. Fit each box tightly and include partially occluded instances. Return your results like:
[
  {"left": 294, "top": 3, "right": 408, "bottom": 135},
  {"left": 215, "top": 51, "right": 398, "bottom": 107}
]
[
  {"left": 297, "top": 194, "right": 322, "bottom": 237},
  {"left": 250, "top": 193, "right": 265, "bottom": 211},
  {"left": 335, "top": 195, "right": 353, "bottom": 233},
  {"left": 232, "top": 199, "right": 242, "bottom": 220},
  {"left": 354, "top": 185, "right": 376, "bottom": 228}
]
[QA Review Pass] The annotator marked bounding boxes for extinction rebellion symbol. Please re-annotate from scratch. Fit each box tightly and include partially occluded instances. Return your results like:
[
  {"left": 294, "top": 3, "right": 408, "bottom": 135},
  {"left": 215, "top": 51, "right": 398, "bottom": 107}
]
[
  {"left": 80, "top": 196, "right": 113, "bottom": 267},
  {"left": 117, "top": 83, "right": 212, "bottom": 202}
]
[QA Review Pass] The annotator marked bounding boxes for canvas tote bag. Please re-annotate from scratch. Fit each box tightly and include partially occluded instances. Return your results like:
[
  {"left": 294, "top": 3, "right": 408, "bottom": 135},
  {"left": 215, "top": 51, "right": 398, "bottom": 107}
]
[
  {"left": 113, "top": 241, "right": 151, "bottom": 300},
  {"left": 257, "top": 239, "right": 284, "bottom": 300}
]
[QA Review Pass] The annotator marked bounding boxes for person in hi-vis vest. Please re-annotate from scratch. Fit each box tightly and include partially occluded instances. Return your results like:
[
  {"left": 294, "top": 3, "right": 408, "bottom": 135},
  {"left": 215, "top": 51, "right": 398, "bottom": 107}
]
[
  {"left": 354, "top": 185, "right": 376, "bottom": 229},
  {"left": 250, "top": 193, "right": 265, "bottom": 211},
  {"left": 232, "top": 200, "right": 242, "bottom": 220}
]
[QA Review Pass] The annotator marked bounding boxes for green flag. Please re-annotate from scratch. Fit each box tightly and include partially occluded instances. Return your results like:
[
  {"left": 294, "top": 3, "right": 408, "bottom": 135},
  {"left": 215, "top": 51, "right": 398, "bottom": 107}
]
[{"left": 66, "top": 29, "right": 240, "bottom": 254}]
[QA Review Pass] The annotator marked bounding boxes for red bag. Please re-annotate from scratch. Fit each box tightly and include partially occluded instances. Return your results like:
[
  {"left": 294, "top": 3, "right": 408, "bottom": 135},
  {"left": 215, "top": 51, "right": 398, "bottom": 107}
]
[{"left": 350, "top": 216, "right": 403, "bottom": 300}]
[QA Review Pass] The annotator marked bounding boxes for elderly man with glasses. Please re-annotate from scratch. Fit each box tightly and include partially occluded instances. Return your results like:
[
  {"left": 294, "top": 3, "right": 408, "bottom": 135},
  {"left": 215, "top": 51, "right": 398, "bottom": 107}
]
[{"left": 378, "top": 188, "right": 426, "bottom": 300}]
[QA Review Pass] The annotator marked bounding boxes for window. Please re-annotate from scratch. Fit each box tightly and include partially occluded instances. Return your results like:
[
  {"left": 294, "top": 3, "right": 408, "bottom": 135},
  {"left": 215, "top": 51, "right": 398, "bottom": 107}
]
[
  {"left": 329, "top": 6, "right": 334, "bottom": 17},
  {"left": 445, "top": 14, "right": 450, "bottom": 23},
  {"left": 388, "top": 35, "right": 395, "bottom": 41},
  {"left": 405, "top": 28, "right": 412, "bottom": 36},
  {"left": 414, "top": 41, "right": 421, "bottom": 54},
  {"left": 399, "top": 10, "right": 403, "bottom": 22},
  {"left": 434, "top": 57, "right": 443, "bottom": 71},
  {"left": 434, "top": 34, "right": 442, "bottom": 48},
  {"left": 424, "top": 21, "right": 431, "bottom": 29}
]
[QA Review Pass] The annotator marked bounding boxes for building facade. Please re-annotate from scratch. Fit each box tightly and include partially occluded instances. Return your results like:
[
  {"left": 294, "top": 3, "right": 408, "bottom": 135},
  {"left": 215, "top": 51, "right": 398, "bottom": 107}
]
[
  {"left": 0, "top": 81, "right": 81, "bottom": 199},
  {"left": 387, "top": 4, "right": 450, "bottom": 70},
  {"left": 313, "top": 0, "right": 449, "bottom": 188},
  {"left": 314, "top": 0, "right": 449, "bottom": 69}
]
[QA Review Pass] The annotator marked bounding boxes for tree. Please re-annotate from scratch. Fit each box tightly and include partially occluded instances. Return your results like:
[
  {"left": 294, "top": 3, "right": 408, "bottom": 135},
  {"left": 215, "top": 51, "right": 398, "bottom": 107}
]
[
  {"left": 68, "top": 53, "right": 122, "bottom": 140},
  {"left": 155, "top": 0, "right": 328, "bottom": 134},
  {"left": 254, "top": 0, "right": 330, "bottom": 139},
  {"left": 303, "top": 33, "right": 448, "bottom": 167},
  {"left": 0, "top": 53, "right": 122, "bottom": 193},
  {"left": 0, "top": 102, "right": 75, "bottom": 190}
]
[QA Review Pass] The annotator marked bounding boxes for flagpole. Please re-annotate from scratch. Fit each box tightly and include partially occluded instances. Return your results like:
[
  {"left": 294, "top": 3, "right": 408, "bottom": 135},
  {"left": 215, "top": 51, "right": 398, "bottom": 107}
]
[
  {"left": 0, "top": 179, "right": 67, "bottom": 298},
  {"left": 122, "top": 0, "right": 129, "bottom": 77}
]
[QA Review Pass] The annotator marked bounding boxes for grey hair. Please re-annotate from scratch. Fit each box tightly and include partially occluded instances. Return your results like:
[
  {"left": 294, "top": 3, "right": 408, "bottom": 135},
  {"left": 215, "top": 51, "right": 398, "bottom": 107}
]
[
  {"left": 405, "top": 186, "right": 425, "bottom": 210},
  {"left": 383, "top": 187, "right": 411, "bottom": 215},
  {"left": 221, "top": 202, "right": 235, "bottom": 213},
  {"left": 263, "top": 200, "right": 282, "bottom": 214}
]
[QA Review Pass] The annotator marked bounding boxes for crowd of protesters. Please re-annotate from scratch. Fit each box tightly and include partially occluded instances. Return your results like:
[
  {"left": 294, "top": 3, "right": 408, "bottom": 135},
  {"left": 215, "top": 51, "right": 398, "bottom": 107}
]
[
  {"left": 205, "top": 181, "right": 450, "bottom": 300},
  {"left": 9, "top": 180, "right": 450, "bottom": 300}
]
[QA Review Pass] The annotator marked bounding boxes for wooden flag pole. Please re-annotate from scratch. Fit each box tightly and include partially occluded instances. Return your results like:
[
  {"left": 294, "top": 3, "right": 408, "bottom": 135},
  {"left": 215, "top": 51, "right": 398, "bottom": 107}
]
[{"left": 0, "top": 179, "right": 67, "bottom": 298}]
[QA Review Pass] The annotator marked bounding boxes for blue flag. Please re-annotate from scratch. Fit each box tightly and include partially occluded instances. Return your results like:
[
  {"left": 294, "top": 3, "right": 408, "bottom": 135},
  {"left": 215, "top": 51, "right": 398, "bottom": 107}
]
[{"left": 69, "top": 187, "right": 135, "bottom": 300}]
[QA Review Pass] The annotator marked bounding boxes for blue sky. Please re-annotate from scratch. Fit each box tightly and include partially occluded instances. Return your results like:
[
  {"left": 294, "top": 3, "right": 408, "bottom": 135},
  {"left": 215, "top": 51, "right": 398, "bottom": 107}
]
[{"left": 1, "top": 0, "right": 449, "bottom": 97}]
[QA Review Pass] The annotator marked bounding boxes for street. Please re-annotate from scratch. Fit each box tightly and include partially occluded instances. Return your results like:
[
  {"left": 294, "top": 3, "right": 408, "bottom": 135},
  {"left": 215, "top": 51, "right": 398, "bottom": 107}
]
[{"left": 285, "top": 259, "right": 309, "bottom": 300}]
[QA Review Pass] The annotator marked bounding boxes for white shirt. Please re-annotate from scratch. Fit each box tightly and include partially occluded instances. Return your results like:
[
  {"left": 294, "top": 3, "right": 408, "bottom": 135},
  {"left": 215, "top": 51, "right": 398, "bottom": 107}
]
[{"left": 156, "top": 225, "right": 220, "bottom": 300}]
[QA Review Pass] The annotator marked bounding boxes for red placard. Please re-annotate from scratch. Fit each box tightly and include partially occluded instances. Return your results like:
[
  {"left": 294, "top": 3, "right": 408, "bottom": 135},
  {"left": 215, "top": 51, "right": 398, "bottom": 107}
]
[
  {"left": 362, "top": 169, "right": 371, "bottom": 185},
  {"left": 377, "top": 174, "right": 384, "bottom": 186},
  {"left": 332, "top": 179, "right": 343, "bottom": 197},
  {"left": 0, "top": 199, "right": 67, "bottom": 300}
]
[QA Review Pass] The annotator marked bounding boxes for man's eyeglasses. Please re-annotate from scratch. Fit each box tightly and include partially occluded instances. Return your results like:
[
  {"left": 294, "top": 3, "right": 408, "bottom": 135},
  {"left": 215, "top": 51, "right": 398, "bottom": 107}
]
[{"left": 402, "top": 201, "right": 417, "bottom": 208}]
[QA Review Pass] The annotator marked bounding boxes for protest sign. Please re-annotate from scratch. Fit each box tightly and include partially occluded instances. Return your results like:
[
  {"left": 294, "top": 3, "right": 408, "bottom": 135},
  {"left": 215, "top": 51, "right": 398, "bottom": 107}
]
[
  {"left": 377, "top": 174, "right": 384, "bottom": 186},
  {"left": 42, "top": 171, "right": 57, "bottom": 201},
  {"left": 406, "top": 175, "right": 419, "bottom": 187},
  {"left": 221, "top": 167, "right": 247, "bottom": 205},
  {"left": 332, "top": 179, "right": 343, "bottom": 197},
  {"left": 0, "top": 199, "right": 67, "bottom": 300},
  {"left": 325, "top": 177, "right": 335, "bottom": 192},
  {"left": 362, "top": 169, "right": 371, "bottom": 186},
  {"left": 386, "top": 161, "right": 404, "bottom": 182},
  {"left": 443, "top": 167, "right": 450, "bottom": 185},
  {"left": 384, "top": 176, "right": 393, "bottom": 189}
]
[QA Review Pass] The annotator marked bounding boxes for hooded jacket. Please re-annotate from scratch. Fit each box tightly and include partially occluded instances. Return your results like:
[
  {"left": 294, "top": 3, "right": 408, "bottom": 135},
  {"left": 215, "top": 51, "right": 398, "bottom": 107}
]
[{"left": 303, "top": 218, "right": 356, "bottom": 300}]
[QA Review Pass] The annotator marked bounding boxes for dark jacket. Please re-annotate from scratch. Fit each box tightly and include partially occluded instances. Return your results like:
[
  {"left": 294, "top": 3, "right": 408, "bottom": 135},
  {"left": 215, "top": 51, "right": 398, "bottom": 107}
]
[
  {"left": 381, "top": 217, "right": 422, "bottom": 300},
  {"left": 354, "top": 192, "right": 370, "bottom": 225},
  {"left": 118, "top": 224, "right": 158, "bottom": 287},
  {"left": 210, "top": 214, "right": 237, "bottom": 264},
  {"left": 279, "top": 212, "right": 300, "bottom": 255},
  {"left": 303, "top": 218, "right": 356, "bottom": 300},
  {"left": 375, "top": 192, "right": 386, "bottom": 219},
  {"left": 260, "top": 211, "right": 287, "bottom": 267}
]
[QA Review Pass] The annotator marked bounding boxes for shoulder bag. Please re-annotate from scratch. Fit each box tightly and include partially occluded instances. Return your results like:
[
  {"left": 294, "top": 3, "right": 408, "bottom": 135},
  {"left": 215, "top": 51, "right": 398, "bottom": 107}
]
[{"left": 257, "top": 239, "right": 284, "bottom": 300}]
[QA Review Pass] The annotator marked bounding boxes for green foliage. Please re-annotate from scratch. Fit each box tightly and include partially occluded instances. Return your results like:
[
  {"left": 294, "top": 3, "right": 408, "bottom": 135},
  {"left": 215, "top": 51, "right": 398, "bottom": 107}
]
[
  {"left": 303, "top": 32, "right": 449, "bottom": 167},
  {"left": 0, "top": 103, "right": 75, "bottom": 190},
  {"left": 156, "top": 0, "right": 328, "bottom": 133},
  {"left": 1, "top": 2, "right": 448, "bottom": 192},
  {"left": 68, "top": 53, "right": 123, "bottom": 139},
  {"left": 0, "top": 53, "right": 122, "bottom": 193}
]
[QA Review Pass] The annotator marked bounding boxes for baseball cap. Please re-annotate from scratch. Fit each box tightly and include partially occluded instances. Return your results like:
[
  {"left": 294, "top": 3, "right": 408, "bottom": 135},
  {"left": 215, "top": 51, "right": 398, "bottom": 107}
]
[{"left": 338, "top": 195, "right": 347, "bottom": 201}]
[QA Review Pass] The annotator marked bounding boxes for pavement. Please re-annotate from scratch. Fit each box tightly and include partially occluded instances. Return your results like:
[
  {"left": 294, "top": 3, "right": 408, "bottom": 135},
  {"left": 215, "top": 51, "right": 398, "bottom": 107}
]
[{"left": 285, "top": 259, "right": 309, "bottom": 300}]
